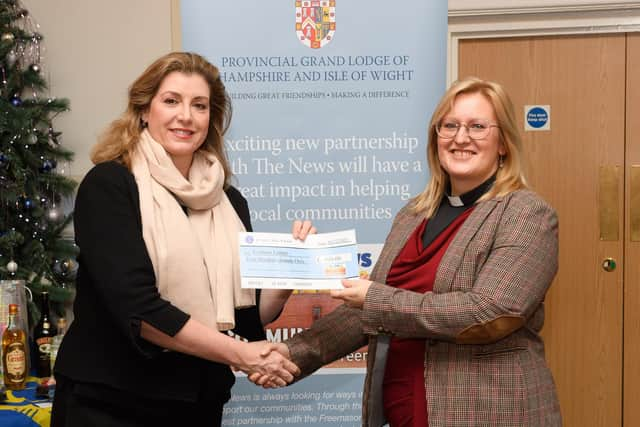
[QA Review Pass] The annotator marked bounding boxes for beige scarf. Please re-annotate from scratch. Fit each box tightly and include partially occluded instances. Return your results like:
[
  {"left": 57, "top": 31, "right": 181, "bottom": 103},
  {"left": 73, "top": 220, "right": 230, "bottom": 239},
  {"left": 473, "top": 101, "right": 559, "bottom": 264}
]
[{"left": 131, "top": 129, "right": 255, "bottom": 331}]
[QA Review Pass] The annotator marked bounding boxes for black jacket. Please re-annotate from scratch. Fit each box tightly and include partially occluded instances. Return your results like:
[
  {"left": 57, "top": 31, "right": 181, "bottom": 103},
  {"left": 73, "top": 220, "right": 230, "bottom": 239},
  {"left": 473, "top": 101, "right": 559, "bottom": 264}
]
[{"left": 54, "top": 161, "right": 264, "bottom": 403}]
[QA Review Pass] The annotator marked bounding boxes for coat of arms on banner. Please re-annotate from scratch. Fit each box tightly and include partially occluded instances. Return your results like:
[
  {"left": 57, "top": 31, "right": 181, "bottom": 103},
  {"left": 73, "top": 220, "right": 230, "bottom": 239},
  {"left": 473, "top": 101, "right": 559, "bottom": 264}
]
[{"left": 295, "top": 0, "right": 336, "bottom": 49}]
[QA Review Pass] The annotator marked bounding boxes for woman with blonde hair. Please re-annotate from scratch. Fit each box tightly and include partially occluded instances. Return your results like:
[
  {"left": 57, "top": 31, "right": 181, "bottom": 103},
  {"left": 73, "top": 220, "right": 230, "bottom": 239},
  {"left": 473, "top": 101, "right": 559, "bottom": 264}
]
[
  {"left": 51, "top": 52, "right": 309, "bottom": 427},
  {"left": 259, "top": 77, "right": 562, "bottom": 426}
]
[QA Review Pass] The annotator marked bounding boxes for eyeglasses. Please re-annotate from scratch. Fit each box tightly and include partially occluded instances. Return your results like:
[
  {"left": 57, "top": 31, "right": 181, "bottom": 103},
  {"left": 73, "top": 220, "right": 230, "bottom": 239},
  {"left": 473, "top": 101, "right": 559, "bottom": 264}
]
[{"left": 436, "top": 119, "right": 499, "bottom": 140}]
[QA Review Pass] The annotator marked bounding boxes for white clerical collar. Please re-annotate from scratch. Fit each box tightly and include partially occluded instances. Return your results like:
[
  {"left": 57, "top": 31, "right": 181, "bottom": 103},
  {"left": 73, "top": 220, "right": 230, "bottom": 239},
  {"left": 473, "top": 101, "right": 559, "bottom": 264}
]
[
  {"left": 445, "top": 175, "right": 497, "bottom": 207},
  {"left": 446, "top": 195, "right": 465, "bottom": 207}
]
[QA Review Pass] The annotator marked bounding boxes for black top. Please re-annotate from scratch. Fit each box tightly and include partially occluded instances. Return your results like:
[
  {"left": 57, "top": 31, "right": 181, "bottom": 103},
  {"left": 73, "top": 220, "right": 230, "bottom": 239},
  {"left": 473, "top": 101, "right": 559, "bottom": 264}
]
[
  {"left": 422, "top": 176, "right": 495, "bottom": 248},
  {"left": 55, "top": 161, "right": 265, "bottom": 404}
]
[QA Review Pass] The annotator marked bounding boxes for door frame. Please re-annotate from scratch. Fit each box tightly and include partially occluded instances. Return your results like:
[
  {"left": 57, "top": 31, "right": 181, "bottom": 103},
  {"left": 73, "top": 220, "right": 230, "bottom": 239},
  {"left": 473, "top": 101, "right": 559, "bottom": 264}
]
[{"left": 448, "top": 0, "right": 640, "bottom": 84}]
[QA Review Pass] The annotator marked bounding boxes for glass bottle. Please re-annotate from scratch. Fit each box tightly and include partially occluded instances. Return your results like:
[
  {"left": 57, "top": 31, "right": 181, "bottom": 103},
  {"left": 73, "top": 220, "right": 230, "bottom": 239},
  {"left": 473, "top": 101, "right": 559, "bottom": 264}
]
[
  {"left": 49, "top": 317, "right": 66, "bottom": 376},
  {"left": 33, "top": 291, "right": 57, "bottom": 378},
  {"left": 2, "top": 304, "right": 27, "bottom": 390}
]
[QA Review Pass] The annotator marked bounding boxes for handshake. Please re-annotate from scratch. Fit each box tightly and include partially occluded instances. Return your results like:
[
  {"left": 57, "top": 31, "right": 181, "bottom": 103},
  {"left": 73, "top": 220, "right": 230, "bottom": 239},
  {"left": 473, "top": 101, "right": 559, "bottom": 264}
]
[
  {"left": 231, "top": 276, "right": 374, "bottom": 388},
  {"left": 234, "top": 341, "right": 300, "bottom": 389}
]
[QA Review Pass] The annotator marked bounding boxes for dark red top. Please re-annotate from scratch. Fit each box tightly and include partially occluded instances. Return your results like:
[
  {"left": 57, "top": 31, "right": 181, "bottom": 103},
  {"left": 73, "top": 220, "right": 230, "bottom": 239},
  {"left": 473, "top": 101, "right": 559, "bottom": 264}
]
[{"left": 382, "top": 208, "right": 474, "bottom": 427}]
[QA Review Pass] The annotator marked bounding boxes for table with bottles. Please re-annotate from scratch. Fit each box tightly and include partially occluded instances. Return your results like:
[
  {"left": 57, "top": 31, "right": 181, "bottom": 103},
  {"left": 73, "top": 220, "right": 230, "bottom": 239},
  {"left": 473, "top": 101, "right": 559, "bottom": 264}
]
[
  {"left": 1, "top": 291, "right": 65, "bottom": 427},
  {"left": 0, "top": 376, "right": 52, "bottom": 427}
]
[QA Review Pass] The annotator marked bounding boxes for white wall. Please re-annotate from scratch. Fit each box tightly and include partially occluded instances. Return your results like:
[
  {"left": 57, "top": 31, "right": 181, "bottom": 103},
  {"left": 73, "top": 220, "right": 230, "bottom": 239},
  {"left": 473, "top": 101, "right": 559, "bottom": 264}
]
[{"left": 22, "top": 0, "right": 175, "bottom": 178}]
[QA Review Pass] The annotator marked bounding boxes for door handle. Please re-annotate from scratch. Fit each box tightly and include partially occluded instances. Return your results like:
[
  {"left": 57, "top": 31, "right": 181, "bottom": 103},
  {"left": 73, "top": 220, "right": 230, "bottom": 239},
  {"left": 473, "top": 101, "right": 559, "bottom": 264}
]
[
  {"left": 599, "top": 165, "right": 619, "bottom": 241},
  {"left": 632, "top": 165, "right": 640, "bottom": 241}
]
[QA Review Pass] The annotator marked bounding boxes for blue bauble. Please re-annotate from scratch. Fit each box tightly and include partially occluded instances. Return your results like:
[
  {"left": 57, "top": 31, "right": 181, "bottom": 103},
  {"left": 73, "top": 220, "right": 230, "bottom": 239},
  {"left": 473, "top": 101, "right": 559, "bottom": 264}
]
[
  {"left": 10, "top": 95, "right": 21, "bottom": 106},
  {"left": 39, "top": 159, "right": 53, "bottom": 172}
]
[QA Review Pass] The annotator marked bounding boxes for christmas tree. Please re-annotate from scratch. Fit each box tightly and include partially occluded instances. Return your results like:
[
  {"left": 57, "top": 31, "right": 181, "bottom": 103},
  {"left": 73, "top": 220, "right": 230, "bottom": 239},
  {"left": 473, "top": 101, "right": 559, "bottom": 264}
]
[{"left": 0, "top": 0, "right": 76, "bottom": 324}]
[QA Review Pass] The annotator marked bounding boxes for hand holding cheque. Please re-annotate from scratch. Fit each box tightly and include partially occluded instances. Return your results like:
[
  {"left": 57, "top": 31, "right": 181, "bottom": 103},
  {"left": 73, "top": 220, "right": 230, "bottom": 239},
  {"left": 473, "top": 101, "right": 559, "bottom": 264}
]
[{"left": 330, "top": 278, "right": 373, "bottom": 308}]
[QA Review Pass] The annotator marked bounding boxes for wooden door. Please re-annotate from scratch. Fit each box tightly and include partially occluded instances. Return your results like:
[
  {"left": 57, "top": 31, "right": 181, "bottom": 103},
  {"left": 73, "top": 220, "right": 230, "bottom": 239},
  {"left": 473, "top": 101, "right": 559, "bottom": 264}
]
[
  {"left": 624, "top": 33, "right": 640, "bottom": 427},
  {"left": 459, "top": 34, "right": 626, "bottom": 426}
]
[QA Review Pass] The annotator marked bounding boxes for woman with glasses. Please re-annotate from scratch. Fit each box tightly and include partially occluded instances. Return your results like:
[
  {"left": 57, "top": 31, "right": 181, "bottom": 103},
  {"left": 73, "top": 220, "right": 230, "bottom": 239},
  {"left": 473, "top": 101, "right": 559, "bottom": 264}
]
[{"left": 254, "top": 77, "right": 562, "bottom": 426}]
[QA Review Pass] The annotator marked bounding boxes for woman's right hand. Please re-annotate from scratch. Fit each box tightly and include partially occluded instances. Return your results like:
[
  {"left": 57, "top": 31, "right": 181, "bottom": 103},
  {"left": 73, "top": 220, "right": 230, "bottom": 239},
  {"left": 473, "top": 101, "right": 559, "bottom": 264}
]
[
  {"left": 244, "top": 342, "right": 293, "bottom": 388},
  {"left": 236, "top": 341, "right": 299, "bottom": 387}
]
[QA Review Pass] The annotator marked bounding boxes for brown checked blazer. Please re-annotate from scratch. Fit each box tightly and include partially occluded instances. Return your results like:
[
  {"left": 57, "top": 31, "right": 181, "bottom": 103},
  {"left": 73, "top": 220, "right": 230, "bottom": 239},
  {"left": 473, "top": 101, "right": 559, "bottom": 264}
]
[{"left": 287, "top": 189, "right": 562, "bottom": 426}]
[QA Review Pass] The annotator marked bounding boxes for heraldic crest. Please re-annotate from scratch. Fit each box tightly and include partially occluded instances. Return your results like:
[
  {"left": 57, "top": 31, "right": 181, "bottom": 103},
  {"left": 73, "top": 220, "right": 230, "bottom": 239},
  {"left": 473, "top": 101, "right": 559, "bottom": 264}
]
[{"left": 296, "top": 1, "right": 336, "bottom": 49}]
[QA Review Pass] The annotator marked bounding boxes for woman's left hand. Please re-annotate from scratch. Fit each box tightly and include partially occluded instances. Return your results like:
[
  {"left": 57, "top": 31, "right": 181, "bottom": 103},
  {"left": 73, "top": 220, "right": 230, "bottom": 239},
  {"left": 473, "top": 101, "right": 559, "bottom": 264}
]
[
  {"left": 292, "top": 220, "right": 316, "bottom": 241},
  {"left": 330, "top": 279, "right": 372, "bottom": 309}
]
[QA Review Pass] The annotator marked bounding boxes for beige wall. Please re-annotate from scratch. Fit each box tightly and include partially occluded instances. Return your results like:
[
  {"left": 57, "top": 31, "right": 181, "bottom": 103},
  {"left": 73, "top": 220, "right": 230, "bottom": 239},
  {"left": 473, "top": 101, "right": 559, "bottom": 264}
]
[
  {"left": 25, "top": 0, "right": 634, "bottom": 179},
  {"left": 23, "top": 0, "right": 175, "bottom": 178}
]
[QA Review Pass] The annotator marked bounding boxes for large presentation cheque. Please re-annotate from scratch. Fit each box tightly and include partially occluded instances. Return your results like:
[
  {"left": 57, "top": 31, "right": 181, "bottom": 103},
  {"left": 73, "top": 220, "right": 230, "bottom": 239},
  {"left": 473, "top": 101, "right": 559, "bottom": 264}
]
[{"left": 239, "top": 229, "right": 359, "bottom": 290}]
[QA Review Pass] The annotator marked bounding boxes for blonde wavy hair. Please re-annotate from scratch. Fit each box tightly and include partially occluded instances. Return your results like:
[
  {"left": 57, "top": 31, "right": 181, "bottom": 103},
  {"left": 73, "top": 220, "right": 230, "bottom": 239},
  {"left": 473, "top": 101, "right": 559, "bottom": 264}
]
[
  {"left": 91, "top": 52, "right": 233, "bottom": 185},
  {"left": 411, "top": 77, "right": 527, "bottom": 217}
]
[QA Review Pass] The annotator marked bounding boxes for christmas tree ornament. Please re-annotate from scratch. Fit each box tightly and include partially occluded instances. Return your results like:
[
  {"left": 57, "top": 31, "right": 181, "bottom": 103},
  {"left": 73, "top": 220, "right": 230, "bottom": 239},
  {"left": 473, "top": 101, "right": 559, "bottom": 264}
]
[
  {"left": 22, "top": 197, "right": 33, "bottom": 210},
  {"left": 47, "top": 127, "right": 58, "bottom": 143},
  {"left": 7, "top": 50, "right": 17, "bottom": 66},
  {"left": 1, "top": 32, "right": 15, "bottom": 42},
  {"left": 48, "top": 127, "right": 60, "bottom": 145},
  {"left": 0, "top": 152, "right": 7, "bottom": 167},
  {"left": 10, "top": 94, "right": 22, "bottom": 106},
  {"left": 61, "top": 259, "right": 72, "bottom": 273},
  {"left": 39, "top": 159, "right": 54, "bottom": 172},
  {"left": 46, "top": 205, "right": 61, "bottom": 222},
  {"left": 28, "top": 133, "right": 38, "bottom": 144},
  {"left": 7, "top": 260, "right": 18, "bottom": 273},
  {"left": 54, "top": 258, "right": 77, "bottom": 281},
  {"left": 29, "top": 63, "right": 40, "bottom": 73}
]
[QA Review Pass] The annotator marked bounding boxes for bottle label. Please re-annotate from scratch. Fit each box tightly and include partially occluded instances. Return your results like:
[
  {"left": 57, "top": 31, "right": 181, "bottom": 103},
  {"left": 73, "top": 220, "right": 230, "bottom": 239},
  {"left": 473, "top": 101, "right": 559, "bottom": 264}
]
[
  {"left": 36, "top": 336, "right": 53, "bottom": 355},
  {"left": 5, "top": 343, "right": 26, "bottom": 379}
]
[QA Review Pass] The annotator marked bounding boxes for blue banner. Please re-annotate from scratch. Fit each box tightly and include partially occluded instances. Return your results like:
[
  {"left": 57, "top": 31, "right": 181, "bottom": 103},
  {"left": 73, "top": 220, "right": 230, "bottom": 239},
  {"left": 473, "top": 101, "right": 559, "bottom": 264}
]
[
  {"left": 224, "top": 373, "right": 364, "bottom": 426},
  {"left": 181, "top": 1, "right": 447, "bottom": 425}
]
